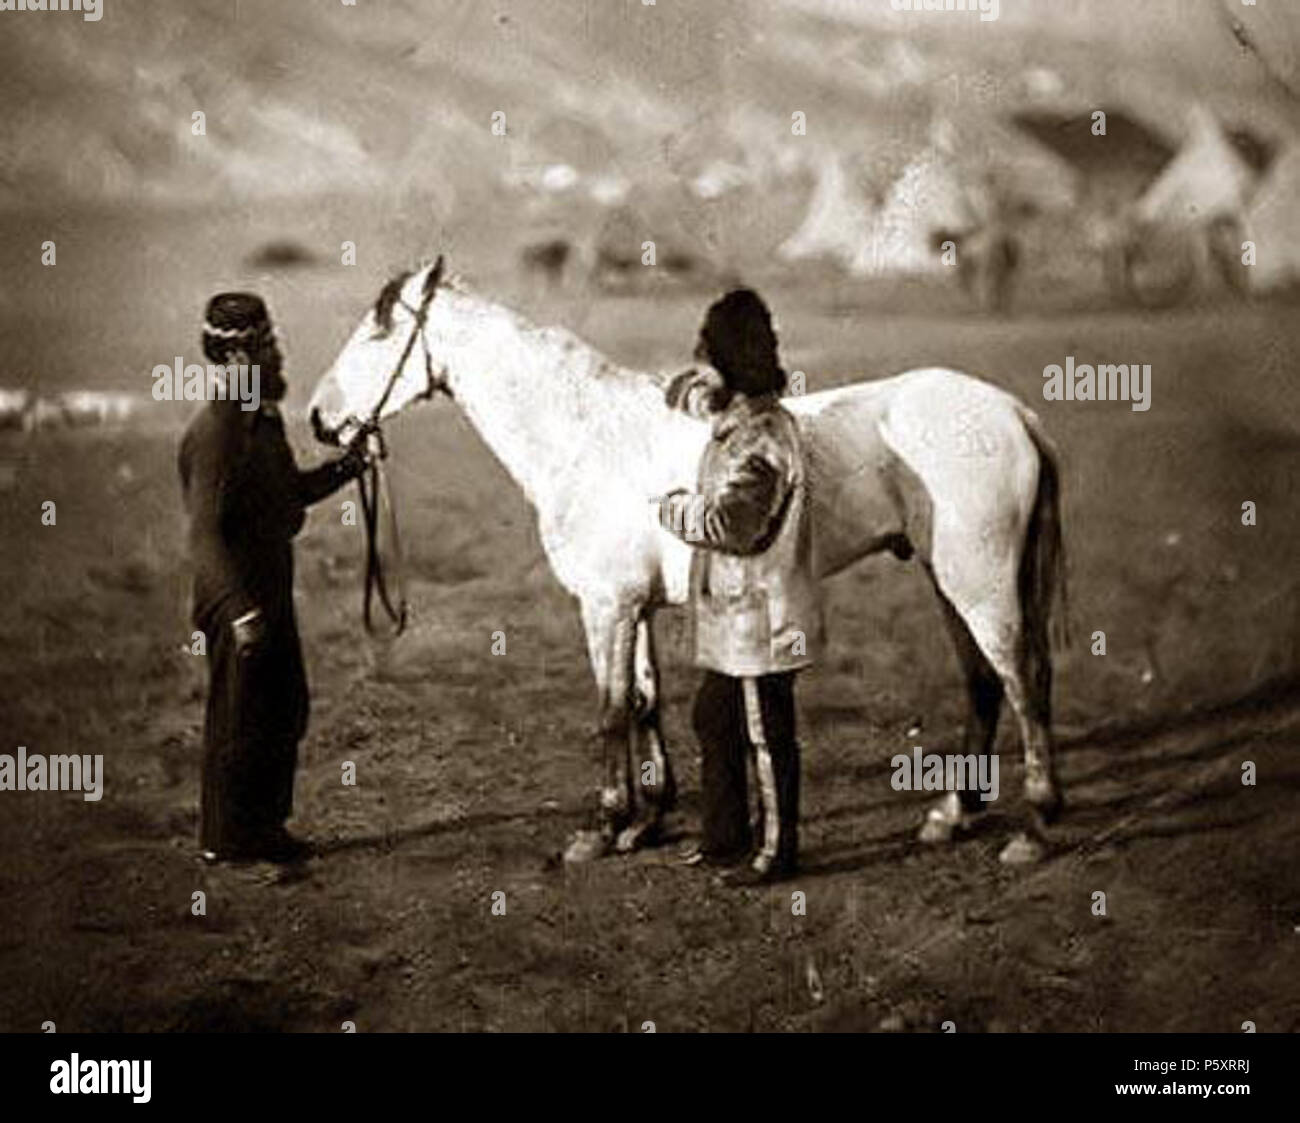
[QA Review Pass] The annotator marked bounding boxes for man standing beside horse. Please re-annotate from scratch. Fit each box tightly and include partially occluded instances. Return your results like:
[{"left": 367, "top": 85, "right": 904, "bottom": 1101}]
[
  {"left": 659, "top": 289, "right": 824, "bottom": 884},
  {"left": 180, "top": 293, "right": 370, "bottom": 864}
]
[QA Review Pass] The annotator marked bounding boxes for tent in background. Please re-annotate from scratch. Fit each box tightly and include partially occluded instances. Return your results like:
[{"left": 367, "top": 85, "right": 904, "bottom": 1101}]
[
  {"left": 950, "top": 114, "right": 1081, "bottom": 219},
  {"left": 1243, "top": 142, "right": 1300, "bottom": 291},
  {"left": 857, "top": 137, "right": 977, "bottom": 276},
  {"left": 777, "top": 151, "right": 875, "bottom": 270},
  {"left": 1136, "top": 103, "right": 1258, "bottom": 228}
]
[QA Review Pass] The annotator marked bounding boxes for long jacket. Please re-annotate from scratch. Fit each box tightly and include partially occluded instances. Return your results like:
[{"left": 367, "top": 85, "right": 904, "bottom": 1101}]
[
  {"left": 663, "top": 390, "right": 823, "bottom": 677},
  {"left": 178, "top": 400, "right": 354, "bottom": 741}
]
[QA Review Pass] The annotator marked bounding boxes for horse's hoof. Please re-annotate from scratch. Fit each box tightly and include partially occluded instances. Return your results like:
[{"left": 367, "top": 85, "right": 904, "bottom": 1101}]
[
  {"left": 614, "top": 818, "right": 661, "bottom": 854},
  {"left": 564, "top": 829, "right": 611, "bottom": 864},
  {"left": 1024, "top": 772, "right": 1063, "bottom": 823},
  {"left": 917, "top": 793, "right": 971, "bottom": 844},
  {"left": 998, "top": 831, "right": 1046, "bottom": 865},
  {"left": 918, "top": 813, "right": 957, "bottom": 845}
]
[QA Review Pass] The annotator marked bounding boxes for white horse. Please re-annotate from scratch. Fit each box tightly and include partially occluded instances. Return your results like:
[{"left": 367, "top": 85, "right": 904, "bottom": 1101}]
[{"left": 307, "top": 262, "right": 1068, "bottom": 865}]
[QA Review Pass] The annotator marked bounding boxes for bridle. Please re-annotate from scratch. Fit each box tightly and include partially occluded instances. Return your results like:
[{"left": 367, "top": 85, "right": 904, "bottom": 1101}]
[
  {"left": 362, "top": 254, "right": 451, "bottom": 431},
  {"left": 352, "top": 255, "right": 450, "bottom": 636}
]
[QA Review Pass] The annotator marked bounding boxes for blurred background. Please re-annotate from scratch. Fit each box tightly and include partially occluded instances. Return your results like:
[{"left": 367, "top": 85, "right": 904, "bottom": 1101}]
[{"left": 1, "top": 0, "right": 1299, "bottom": 404}]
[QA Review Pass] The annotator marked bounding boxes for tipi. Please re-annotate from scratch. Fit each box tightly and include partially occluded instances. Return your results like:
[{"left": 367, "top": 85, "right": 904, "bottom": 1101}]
[
  {"left": 1135, "top": 104, "right": 1257, "bottom": 228},
  {"left": 777, "top": 151, "right": 875, "bottom": 270},
  {"left": 857, "top": 145, "right": 976, "bottom": 275},
  {"left": 1242, "top": 141, "right": 1300, "bottom": 291}
]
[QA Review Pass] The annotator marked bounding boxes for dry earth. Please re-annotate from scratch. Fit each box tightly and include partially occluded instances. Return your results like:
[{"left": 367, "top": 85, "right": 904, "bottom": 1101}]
[{"left": 1, "top": 295, "right": 1298, "bottom": 1032}]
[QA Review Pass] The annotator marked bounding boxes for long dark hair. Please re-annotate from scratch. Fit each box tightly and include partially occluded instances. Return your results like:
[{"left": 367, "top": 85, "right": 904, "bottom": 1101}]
[{"left": 695, "top": 288, "right": 786, "bottom": 396}]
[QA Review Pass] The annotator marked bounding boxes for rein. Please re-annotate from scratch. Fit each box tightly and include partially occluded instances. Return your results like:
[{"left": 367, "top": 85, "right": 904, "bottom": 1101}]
[
  {"left": 354, "top": 256, "right": 447, "bottom": 636},
  {"left": 356, "top": 433, "right": 406, "bottom": 635}
]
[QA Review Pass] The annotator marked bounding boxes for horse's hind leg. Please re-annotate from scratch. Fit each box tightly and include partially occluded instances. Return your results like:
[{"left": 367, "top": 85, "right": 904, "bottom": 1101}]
[
  {"left": 1016, "top": 580, "right": 1060, "bottom": 821},
  {"left": 953, "top": 592, "right": 1061, "bottom": 861},
  {"left": 930, "top": 525, "right": 1060, "bottom": 865},
  {"left": 918, "top": 586, "right": 1005, "bottom": 843}
]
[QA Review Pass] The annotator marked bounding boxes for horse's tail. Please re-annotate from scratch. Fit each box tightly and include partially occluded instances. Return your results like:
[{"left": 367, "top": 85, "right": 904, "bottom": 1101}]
[{"left": 1017, "top": 407, "right": 1069, "bottom": 655}]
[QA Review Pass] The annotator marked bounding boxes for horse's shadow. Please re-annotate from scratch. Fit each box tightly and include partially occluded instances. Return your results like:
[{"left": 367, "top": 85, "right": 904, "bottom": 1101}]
[
  {"left": 309, "top": 673, "right": 1300, "bottom": 875},
  {"left": 309, "top": 804, "right": 580, "bottom": 860},
  {"left": 804, "top": 673, "right": 1300, "bottom": 876}
]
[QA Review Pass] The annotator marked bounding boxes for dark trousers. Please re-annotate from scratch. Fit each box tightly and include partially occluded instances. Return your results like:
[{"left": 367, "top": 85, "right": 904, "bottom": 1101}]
[
  {"left": 691, "top": 670, "right": 800, "bottom": 868},
  {"left": 200, "top": 613, "right": 306, "bottom": 853}
]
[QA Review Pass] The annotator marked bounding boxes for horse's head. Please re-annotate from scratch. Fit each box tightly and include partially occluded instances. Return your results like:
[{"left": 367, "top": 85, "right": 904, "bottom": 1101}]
[{"left": 308, "top": 259, "right": 451, "bottom": 446}]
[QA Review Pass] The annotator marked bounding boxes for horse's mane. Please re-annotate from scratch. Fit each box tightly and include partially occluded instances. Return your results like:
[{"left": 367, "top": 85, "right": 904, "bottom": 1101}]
[
  {"left": 482, "top": 290, "right": 675, "bottom": 396},
  {"left": 374, "top": 266, "right": 676, "bottom": 398}
]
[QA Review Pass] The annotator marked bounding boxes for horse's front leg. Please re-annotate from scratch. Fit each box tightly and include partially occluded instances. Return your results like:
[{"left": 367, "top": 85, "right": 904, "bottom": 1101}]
[
  {"left": 617, "top": 611, "right": 676, "bottom": 852},
  {"left": 564, "top": 598, "right": 638, "bottom": 863}
]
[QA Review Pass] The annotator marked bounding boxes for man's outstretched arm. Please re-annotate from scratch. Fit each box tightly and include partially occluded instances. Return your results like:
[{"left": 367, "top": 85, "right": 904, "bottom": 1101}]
[{"left": 297, "top": 440, "right": 369, "bottom": 506}]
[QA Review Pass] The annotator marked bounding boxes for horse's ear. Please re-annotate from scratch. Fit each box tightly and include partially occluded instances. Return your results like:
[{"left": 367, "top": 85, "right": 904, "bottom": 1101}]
[
  {"left": 423, "top": 255, "right": 446, "bottom": 300},
  {"left": 373, "top": 270, "right": 412, "bottom": 335}
]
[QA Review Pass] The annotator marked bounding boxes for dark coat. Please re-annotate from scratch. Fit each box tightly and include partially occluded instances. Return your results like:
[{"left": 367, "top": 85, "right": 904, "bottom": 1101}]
[{"left": 178, "top": 400, "right": 354, "bottom": 851}]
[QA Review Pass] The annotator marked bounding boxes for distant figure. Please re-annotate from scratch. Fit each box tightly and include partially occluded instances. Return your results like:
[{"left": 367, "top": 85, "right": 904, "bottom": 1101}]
[
  {"left": 958, "top": 225, "right": 1020, "bottom": 314},
  {"left": 179, "top": 292, "right": 370, "bottom": 863},
  {"left": 591, "top": 244, "right": 639, "bottom": 291},
  {"left": 520, "top": 238, "right": 572, "bottom": 287},
  {"left": 661, "top": 250, "right": 700, "bottom": 278},
  {"left": 658, "top": 289, "right": 824, "bottom": 884},
  {"left": 246, "top": 240, "right": 319, "bottom": 270},
  {"left": 591, "top": 244, "right": 701, "bottom": 291},
  {"left": 1206, "top": 215, "right": 1250, "bottom": 296}
]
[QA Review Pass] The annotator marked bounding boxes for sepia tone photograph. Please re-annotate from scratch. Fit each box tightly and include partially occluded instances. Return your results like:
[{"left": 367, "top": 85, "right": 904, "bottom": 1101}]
[{"left": 0, "top": 0, "right": 1296, "bottom": 1089}]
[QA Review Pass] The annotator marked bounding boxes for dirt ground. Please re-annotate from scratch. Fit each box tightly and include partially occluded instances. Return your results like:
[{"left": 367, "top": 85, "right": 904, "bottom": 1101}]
[{"left": 1, "top": 293, "right": 1298, "bottom": 1033}]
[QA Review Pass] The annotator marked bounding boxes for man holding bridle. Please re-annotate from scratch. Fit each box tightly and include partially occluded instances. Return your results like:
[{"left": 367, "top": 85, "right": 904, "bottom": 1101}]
[
  {"left": 179, "top": 293, "right": 371, "bottom": 863},
  {"left": 658, "top": 289, "right": 824, "bottom": 884}
]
